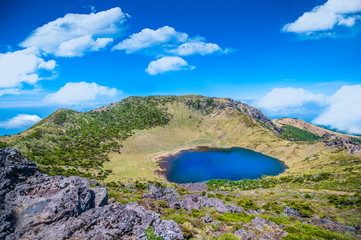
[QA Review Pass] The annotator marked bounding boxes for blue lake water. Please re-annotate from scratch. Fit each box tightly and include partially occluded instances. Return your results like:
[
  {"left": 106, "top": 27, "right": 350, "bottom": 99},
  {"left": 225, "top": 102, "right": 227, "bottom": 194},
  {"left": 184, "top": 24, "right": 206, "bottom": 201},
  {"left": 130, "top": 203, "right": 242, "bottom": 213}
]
[{"left": 159, "top": 147, "right": 287, "bottom": 183}]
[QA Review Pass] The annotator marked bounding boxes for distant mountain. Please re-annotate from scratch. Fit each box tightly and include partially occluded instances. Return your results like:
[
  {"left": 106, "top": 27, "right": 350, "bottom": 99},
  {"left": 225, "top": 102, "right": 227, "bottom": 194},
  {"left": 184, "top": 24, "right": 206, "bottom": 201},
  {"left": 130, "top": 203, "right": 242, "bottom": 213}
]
[{"left": 273, "top": 118, "right": 360, "bottom": 140}]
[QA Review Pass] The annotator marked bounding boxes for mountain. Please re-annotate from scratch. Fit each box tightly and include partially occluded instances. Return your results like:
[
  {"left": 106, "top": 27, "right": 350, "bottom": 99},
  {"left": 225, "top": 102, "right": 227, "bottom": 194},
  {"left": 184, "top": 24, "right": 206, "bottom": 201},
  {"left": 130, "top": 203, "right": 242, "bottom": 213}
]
[
  {"left": 1, "top": 95, "right": 361, "bottom": 239},
  {"left": 0, "top": 95, "right": 360, "bottom": 181}
]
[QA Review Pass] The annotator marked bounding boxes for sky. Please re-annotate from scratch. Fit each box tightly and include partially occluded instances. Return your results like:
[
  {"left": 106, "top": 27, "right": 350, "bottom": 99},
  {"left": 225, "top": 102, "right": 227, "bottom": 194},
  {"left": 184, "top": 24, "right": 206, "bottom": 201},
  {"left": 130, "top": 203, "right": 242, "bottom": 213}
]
[{"left": 0, "top": 0, "right": 361, "bottom": 135}]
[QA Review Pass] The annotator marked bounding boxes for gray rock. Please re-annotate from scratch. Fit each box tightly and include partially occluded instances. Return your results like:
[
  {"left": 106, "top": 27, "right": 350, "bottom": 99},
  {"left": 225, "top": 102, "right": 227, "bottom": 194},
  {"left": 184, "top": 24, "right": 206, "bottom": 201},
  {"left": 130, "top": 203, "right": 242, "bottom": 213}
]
[
  {"left": 179, "top": 182, "right": 207, "bottom": 192},
  {"left": 180, "top": 194, "right": 244, "bottom": 213},
  {"left": 0, "top": 148, "right": 184, "bottom": 240},
  {"left": 91, "top": 187, "right": 108, "bottom": 207},
  {"left": 251, "top": 216, "right": 266, "bottom": 228},
  {"left": 234, "top": 227, "right": 260, "bottom": 240},
  {"left": 204, "top": 214, "right": 213, "bottom": 223}
]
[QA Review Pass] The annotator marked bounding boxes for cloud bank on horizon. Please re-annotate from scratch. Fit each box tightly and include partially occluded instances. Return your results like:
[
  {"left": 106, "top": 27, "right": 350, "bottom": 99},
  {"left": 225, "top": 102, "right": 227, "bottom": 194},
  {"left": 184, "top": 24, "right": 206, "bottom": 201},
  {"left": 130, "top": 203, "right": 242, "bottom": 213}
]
[
  {"left": 283, "top": 0, "right": 361, "bottom": 37},
  {"left": 254, "top": 84, "right": 361, "bottom": 135}
]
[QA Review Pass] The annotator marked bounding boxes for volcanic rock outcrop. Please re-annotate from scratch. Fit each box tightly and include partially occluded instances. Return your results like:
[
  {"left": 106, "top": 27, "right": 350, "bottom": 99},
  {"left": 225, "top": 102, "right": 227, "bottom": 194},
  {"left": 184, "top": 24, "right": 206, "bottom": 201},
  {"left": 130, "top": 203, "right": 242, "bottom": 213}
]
[{"left": 0, "top": 148, "right": 183, "bottom": 240}]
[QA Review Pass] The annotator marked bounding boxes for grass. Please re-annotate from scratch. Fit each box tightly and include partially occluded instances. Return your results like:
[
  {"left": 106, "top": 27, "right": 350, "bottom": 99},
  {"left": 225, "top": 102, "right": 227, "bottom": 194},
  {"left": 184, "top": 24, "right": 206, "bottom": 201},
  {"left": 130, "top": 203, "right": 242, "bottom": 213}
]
[{"left": 280, "top": 124, "right": 321, "bottom": 141}]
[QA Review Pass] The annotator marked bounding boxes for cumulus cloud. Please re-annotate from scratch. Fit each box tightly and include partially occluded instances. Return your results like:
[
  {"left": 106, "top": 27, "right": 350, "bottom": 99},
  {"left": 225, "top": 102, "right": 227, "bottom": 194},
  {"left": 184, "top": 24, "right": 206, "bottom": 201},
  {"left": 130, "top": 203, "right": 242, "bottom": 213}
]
[
  {"left": 146, "top": 56, "right": 195, "bottom": 75},
  {"left": 0, "top": 114, "right": 42, "bottom": 129},
  {"left": 0, "top": 47, "right": 56, "bottom": 88},
  {"left": 55, "top": 35, "right": 113, "bottom": 57},
  {"left": 313, "top": 85, "right": 361, "bottom": 135},
  {"left": 20, "top": 7, "right": 128, "bottom": 57},
  {"left": 254, "top": 85, "right": 361, "bottom": 135},
  {"left": 283, "top": 0, "right": 361, "bottom": 36},
  {"left": 45, "top": 82, "right": 118, "bottom": 105},
  {"left": 113, "top": 26, "right": 230, "bottom": 73},
  {"left": 113, "top": 26, "right": 227, "bottom": 56},
  {"left": 167, "top": 40, "right": 224, "bottom": 56},
  {"left": 113, "top": 26, "right": 188, "bottom": 53},
  {"left": 254, "top": 87, "right": 326, "bottom": 114}
]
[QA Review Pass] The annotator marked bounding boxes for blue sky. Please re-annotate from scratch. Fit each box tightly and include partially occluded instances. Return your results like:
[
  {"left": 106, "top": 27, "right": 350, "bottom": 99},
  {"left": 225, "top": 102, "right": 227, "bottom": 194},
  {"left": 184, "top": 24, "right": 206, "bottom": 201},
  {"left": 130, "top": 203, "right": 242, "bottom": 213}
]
[{"left": 1, "top": 0, "right": 361, "bottom": 135}]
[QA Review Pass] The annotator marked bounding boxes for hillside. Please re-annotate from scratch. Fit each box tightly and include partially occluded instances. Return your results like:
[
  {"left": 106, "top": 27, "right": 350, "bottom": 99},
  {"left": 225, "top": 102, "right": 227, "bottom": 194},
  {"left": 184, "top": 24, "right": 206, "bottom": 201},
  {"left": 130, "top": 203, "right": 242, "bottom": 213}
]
[
  {"left": 1, "top": 95, "right": 361, "bottom": 239},
  {"left": 0, "top": 95, "right": 360, "bottom": 182},
  {"left": 273, "top": 118, "right": 360, "bottom": 140}
]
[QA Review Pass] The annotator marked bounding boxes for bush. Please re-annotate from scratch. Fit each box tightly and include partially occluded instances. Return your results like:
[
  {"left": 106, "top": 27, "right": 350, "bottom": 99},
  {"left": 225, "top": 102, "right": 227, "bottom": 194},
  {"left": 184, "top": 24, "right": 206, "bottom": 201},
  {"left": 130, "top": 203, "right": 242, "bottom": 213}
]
[
  {"left": 219, "top": 233, "right": 240, "bottom": 240},
  {"left": 237, "top": 199, "right": 259, "bottom": 211}
]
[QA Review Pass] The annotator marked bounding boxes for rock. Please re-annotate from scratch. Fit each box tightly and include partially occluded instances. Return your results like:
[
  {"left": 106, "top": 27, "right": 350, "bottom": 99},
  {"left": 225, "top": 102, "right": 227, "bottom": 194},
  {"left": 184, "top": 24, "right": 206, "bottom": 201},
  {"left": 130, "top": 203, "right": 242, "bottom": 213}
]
[
  {"left": 251, "top": 217, "right": 266, "bottom": 228},
  {"left": 204, "top": 214, "right": 213, "bottom": 223},
  {"left": 91, "top": 187, "right": 109, "bottom": 207},
  {"left": 179, "top": 182, "right": 207, "bottom": 192},
  {"left": 108, "top": 198, "right": 116, "bottom": 204},
  {"left": 0, "top": 148, "right": 183, "bottom": 240},
  {"left": 234, "top": 228, "right": 260, "bottom": 240},
  {"left": 19, "top": 202, "right": 183, "bottom": 240},
  {"left": 284, "top": 206, "right": 309, "bottom": 218},
  {"left": 179, "top": 194, "right": 244, "bottom": 213},
  {"left": 322, "top": 134, "right": 361, "bottom": 154},
  {"left": 89, "top": 180, "right": 100, "bottom": 186}
]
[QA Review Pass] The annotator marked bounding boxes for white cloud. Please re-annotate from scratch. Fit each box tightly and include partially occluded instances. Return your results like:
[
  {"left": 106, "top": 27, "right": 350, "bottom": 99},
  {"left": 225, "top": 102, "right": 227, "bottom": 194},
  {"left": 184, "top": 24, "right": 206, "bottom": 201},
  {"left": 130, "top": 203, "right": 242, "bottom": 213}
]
[
  {"left": 0, "top": 47, "right": 56, "bottom": 88},
  {"left": 0, "top": 114, "right": 42, "bottom": 129},
  {"left": 113, "top": 26, "right": 230, "bottom": 73},
  {"left": 0, "top": 88, "right": 22, "bottom": 97},
  {"left": 313, "top": 85, "right": 361, "bottom": 135},
  {"left": 254, "top": 87, "right": 326, "bottom": 114},
  {"left": 20, "top": 7, "right": 128, "bottom": 57},
  {"left": 0, "top": 88, "right": 41, "bottom": 97},
  {"left": 45, "top": 82, "right": 118, "bottom": 105},
  {"left": 113, "top": 26, "right": 188, "bottom": 53},
  {"left": 113, "top": 26, "right": 229, "bottom": 56},
  {"left": 167, "top": 40, "right": 224, "bottom": 56},
  {"left": 283, "top": 0, "right": 361, "bottom": 35},
  {"left": 55, "top": 35, "right": 113, "bottom": 57},
  {"left": 146, "top": 56, "right": 195, "bottom": 75}
]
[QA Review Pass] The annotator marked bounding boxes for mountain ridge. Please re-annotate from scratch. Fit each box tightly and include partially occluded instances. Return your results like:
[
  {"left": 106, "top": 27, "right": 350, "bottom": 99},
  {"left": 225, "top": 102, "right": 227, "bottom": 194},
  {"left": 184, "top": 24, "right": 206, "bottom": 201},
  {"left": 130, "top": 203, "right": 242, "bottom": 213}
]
[{"left": 1, "top": 95, "right": 361, "bottom": 239}]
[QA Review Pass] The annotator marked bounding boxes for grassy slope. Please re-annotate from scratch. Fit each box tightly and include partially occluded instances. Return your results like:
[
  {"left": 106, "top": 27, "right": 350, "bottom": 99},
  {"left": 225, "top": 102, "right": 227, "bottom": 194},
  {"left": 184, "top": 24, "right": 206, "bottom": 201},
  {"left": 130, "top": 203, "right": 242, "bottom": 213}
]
[
  {"left": 104, "top": 100, "right": 360, "bottom": 187},
  {"left": 273, "top": 118, "right": 360, "bottom": 140}
]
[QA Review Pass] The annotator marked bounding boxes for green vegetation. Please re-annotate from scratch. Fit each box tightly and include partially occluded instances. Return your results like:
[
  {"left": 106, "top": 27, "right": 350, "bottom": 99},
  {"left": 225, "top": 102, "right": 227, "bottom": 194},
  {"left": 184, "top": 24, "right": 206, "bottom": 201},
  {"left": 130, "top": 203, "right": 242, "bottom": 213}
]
[
  {"left": 0, "top": 141, "right": 8, "bottom": 148},
  {"left": 283, "top": 222, "right": 353, "bottom": 240},
  {"left": 144, "top": 226, "right": 163, "bottom": 240},
  {"left": 327, "top": 194, "right": 361, "bottom": 208},
  {"left": 207, "top": 177, "right": 280, "bottom": 191},
  {"left": 280, "top": 124, "right": 321, "bottom": 141},
  {"left": 4, "top": 97, "right": 171, "bottom": 179},
  {"left": 351, "top": 137, "right": 361, "bottom": 144}
]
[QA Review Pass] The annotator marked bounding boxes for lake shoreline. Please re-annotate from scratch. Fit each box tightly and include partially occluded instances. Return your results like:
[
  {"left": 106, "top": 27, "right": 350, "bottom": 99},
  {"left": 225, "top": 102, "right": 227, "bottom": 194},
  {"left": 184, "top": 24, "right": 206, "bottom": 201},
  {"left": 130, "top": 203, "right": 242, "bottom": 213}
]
[{"left": 154, "top": 145, "right": 288, "bottom": 183}]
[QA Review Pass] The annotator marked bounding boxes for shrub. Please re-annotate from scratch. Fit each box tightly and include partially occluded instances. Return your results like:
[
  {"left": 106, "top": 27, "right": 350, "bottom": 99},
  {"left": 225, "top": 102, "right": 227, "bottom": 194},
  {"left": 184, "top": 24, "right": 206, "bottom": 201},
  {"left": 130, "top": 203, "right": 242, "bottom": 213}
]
[{"left": 219, "top": 233, "right": 240, "bottom": 240}]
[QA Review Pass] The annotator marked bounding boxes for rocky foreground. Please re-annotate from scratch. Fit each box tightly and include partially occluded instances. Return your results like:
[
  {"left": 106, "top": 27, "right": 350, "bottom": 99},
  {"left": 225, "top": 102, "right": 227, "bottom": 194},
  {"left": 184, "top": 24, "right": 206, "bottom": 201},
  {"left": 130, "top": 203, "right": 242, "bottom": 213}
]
[{"left": 0, "top": 148, "right": 183, "bottom": 240}]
